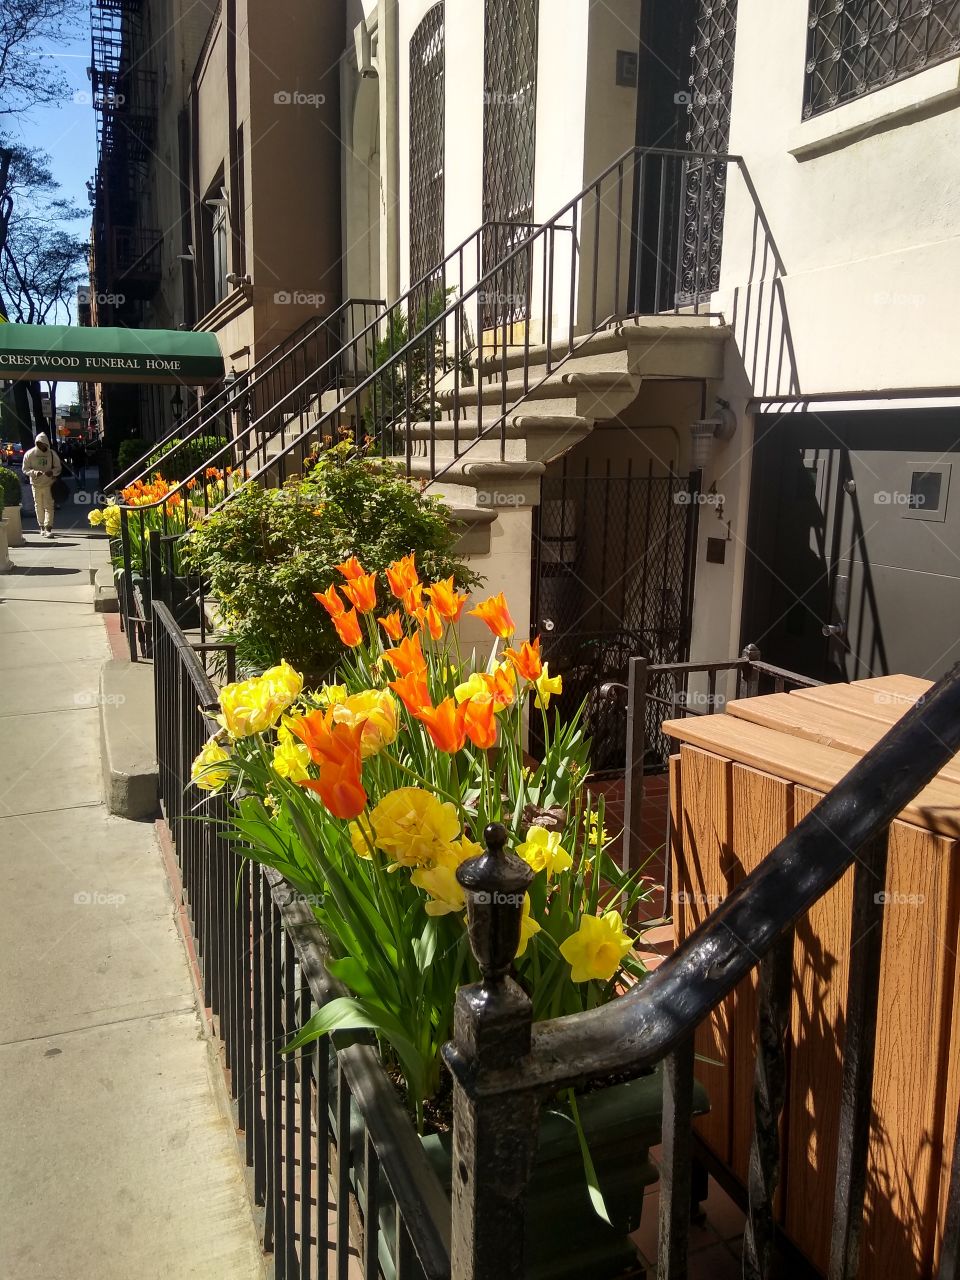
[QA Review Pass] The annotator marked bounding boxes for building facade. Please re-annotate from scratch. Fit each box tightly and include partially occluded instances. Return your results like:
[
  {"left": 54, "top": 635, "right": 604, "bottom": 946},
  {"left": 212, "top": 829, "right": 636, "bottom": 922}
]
[
  {"left": 338, "top": 0, "right": 960, "bottom": 689},
  {"left": 89, "top": 0, "right": 344, "bottom": 446}
]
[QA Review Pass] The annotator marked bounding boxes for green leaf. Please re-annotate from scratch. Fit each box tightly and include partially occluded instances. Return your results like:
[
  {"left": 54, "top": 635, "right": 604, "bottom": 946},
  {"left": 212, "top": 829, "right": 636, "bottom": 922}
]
[{"left": 565, "top": 1090, "right": 613, "bottom": 1226}]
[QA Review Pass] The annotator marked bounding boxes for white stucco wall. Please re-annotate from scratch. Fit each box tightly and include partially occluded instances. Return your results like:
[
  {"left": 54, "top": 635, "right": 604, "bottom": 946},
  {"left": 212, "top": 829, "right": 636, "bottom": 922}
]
[{"left": 689, "top": 0, "right": 960, "bottom": 664}]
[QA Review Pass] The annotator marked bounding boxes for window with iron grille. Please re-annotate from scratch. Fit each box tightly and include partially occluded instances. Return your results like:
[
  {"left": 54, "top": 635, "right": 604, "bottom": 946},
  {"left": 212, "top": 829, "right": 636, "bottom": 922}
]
[
  {"left": 481, "top": 0, "right": 538, "bottom": 329},
  {"left": 804, "top": 1, "right": 960, "bottom": 118},
  {"left": 409, "top": 4, "right": 445, "bottom": 293},
  {"left": 678, "top": 0, "right": 738, "bottom": 301}
]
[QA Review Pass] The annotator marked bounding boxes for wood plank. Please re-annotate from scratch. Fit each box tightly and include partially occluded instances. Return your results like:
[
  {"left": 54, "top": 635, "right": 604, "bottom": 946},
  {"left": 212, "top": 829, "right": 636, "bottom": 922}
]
[
  {"left": 792, "top": 680, "right": 924, "bottom": 724},
  {"left": 785, "top": 786, "right": 850, "bottom": 1274},
  {"left": 862, "top": 822, "right": 959, "bottom": 1277},
  {"left": 849, "top": 674, "right": 933, "bottom": 696},
  {"left": 661, "top": 714, "right": 960, "bottom": 838},
  {"left": 729, "top": 764, "right": 794, "bottom": 1198},
  {"left": 676, "top": 745, "right": 734, "bottom": 1164},
  {"left": 668, "top": 753, "right": 683, "bottom": 949},
  {"left": 727, "top": 691, "right": 960, "bottom": 785}
]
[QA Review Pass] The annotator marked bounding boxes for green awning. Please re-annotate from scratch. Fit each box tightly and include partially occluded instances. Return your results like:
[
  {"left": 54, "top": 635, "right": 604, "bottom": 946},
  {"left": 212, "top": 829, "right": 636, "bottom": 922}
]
[{"left": 0, "top": 324, "right": 224, "bottom": 386}]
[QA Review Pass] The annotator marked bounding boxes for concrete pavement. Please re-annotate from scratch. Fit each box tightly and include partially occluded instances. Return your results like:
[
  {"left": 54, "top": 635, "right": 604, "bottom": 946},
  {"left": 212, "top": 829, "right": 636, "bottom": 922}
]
[{"left": 0, "top": 475, "right": 265, "bottom": 1278}]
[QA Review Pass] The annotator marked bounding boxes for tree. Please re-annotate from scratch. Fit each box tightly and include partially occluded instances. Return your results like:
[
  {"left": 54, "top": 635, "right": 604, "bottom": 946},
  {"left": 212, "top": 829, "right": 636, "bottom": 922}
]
[
  {"left": 0, "top": 0, "right": 83, "bottom": 118},
  {"left": 0, "top": 144, "right": 87, "bottom": 431}
]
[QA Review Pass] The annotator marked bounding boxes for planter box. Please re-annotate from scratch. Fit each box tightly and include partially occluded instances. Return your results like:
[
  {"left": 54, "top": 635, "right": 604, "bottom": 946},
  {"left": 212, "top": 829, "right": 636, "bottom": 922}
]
[
  {"left": 132, "top": 573, "right": 202, "bottom": 631},
  {"left": 338, "top": 1065, "right": 709, "bottom": 1279},
  {"left": 3, "top": 504, "right": 23, "bottom": 547}
]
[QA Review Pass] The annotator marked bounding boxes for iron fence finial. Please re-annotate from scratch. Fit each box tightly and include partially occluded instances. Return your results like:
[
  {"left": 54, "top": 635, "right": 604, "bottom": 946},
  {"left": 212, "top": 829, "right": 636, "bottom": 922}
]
[{"left": 456, "top": 822, "right": 534, "bottom": 988}]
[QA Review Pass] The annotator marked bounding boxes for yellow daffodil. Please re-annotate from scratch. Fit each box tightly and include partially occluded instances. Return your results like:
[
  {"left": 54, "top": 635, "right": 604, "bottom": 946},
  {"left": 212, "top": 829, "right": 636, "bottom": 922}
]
[
  {"left": 515, "top": 895, "right": 541, "bottom": 958},
  {"left": 216, "top": 660, "right": 303, "bottom": 738},
  {"left": 369, "top": 788, "right": 461, "bottom": 867},
  {"left": 534, "top": 664, "right": 563, "bottom": 710},
  {"left": 191, "top": 736, "right": 232, "bottom": 791},
  {"left": 349, "top": 814, "right": 375, "bottom": 860},
  {"left": 585, "top": 812, "right": 609, "bottom": 848},
  {"left": 515, "top": 825, "right": 573, "bottom": 879},
  {"left": 331, "top": 689, "right": 399, "bottom": 759},
  {"left": 454, "top": 672, "right": 489, "bottom": 703},
  {"left": 559, "top": 911, "right": 632, "bottom": 983},
  {"left": 271, "top": 736, "right": 312, "bottom": 783},
  {"left": 411, "top": 862, "right": 466, "bottom": 916},
  {"left": 316, "top": 683, "right": 347, "bottom": 707}
]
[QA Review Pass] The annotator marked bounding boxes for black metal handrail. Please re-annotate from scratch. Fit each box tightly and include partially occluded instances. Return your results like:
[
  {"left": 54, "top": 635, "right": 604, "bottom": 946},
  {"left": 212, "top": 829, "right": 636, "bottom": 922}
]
[
  {"left": 442, "top": 662, "right": 960, "bottom": 1279},
  {"left": 108, "top": 297, "right": 384, "bottom": 493}
]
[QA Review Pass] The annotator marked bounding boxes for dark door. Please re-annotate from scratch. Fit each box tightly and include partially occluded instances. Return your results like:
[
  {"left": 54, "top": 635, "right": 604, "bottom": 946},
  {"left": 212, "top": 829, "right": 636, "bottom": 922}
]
[{"left": 742, "top": 411, "right": 960, "bottom": 683}]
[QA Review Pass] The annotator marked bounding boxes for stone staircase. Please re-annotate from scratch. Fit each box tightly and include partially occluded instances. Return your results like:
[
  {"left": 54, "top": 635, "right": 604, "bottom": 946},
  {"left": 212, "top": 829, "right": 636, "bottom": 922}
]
[{"left": 395, "top": 315, "right": 730, "bottom": 553}]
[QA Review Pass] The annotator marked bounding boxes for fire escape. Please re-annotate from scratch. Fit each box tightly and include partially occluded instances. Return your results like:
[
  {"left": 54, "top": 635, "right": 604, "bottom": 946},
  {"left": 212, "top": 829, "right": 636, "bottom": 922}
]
[{"left": 89, "top": 0, "right": 161, "bottom": 323}]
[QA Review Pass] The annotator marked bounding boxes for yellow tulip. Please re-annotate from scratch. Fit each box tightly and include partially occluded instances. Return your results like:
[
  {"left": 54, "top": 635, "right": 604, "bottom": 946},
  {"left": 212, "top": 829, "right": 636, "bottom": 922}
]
[
  {"left": 559, "top": 911, "right": 632, "bottom": 983},
  {"left": 87, "top": 509, "right": 105, "bottom": 528},
  {"left": 534, "top": 664, "right": 563, "bottom": 710},
  {"left": 515, "top": 895, "right": 541, "bottom": 958},
  {"left": 331, "top": 689, "right": 399, "bottom": 759},
  {"left": 349, "top": 814, "right": 375, "bottom": 860},
  {"left": 316, "top": 683, "right": 347, "bottom": 707},
  {"left": 216, "top": 660, "right": 303, "bottom": 738},
  {"left": 369, "top": 788, "right": 461, "bottom": 868},
  {"left": 191, "top": 736, "right": 232, "bottom": 791},
  {"left": 515, "top": 825, "right": 572, "bottom": 879},
  {"left": 103, "top": 505, "right": 121, "bottom": 538}
]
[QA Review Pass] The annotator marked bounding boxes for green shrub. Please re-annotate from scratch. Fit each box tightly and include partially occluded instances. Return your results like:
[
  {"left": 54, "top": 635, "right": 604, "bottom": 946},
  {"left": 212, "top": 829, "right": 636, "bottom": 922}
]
[
  {"left": 182, "top": 444, "right": 478, "bottom": 674},
  {"left": 116, "top": 437, "right": 147, "bottom": 473},
  {"left": 145, "top": 434, "right": 225, "bottom": 483},
  {"left": 0, "top": 466, "right": 21, "bottom": 507}
]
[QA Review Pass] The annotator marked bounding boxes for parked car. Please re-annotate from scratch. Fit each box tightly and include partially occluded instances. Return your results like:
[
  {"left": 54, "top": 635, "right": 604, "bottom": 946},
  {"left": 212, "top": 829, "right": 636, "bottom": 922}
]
[{"left": 1, "top": 441, "right": 25, "bottom": 470}]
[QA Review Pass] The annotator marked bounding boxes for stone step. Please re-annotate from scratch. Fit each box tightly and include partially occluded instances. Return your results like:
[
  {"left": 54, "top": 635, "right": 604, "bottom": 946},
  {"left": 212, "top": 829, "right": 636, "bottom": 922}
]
[
  {"left": 437, "top": 369, "right": 636, "bottom": 411},
  {"left": 99, "top": 659, "right": 159, "bottom": 821}
]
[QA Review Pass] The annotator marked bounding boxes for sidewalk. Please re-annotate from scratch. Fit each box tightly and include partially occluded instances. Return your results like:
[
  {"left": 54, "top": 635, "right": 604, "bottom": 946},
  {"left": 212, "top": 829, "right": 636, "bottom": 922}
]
[{"left": 0, "top": 475, "right": 264, "bottom": 1278}]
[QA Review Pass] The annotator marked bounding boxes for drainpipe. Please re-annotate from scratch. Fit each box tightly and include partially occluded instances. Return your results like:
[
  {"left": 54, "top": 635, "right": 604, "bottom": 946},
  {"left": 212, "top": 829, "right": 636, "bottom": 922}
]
[{"left": 379, "top": 0, "right": 401, "bottom": 301}]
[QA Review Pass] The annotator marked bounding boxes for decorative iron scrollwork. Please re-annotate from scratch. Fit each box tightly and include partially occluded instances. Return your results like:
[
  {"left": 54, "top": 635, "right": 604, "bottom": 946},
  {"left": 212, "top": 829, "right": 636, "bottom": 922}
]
[{"left": 804, "top": 0, "right": 960, "bottom": 118}]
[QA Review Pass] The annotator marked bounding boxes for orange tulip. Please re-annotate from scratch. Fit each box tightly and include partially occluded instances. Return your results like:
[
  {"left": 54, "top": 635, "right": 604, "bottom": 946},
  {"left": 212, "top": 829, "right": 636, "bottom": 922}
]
[
  {"left": 415, "top": 697, "right": 468, "bottom": 754},
  {"left": 342, "top": 571, "right": 378, "bottom": 615},
  {"left": 425, "top": 576, "right": 468, "bottom": 623},
  {"left": 377, "top": 611, "right": 404, "bottom": 642},
  {"left": 421, "top": 603, "right": 444, "bottom": 641},
  {"left": 463, "top": 694, "right": 497, "bottom": 750},
  {"left": 490, "top": 663, "right": 517, "bottom": 709},
  {"left": 401, "top": 581, "right": 425, "bottom": 621},
  {"left": 332, "top": 607, "right": 363, "bottom": 647},
  {"left": 287, "top": 710, "right": 367, "bottom": 820},
  {"left": 468, "top": 592, "right": 515, "bottom": 639},
  {"left": 383, "top": 632, "right": 427, "bottom": 678},
  {"left": 386, "top": 553, "right": 419, "bottom": 599},
  {"left": 504, "top": 636, "right": 542, "bottom": 682},
  {"left": 336, "top": 555, "right": 367, "bottom": 581},
  {"left": 388, "top": 671, "right": 432, "bottom": 716},
  {"left": 314, "top": 584, "right": 345, "bottom": 618}
]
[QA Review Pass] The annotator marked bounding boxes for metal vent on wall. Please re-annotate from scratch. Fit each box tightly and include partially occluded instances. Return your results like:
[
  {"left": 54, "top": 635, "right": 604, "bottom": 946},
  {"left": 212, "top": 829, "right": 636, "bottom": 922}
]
[
  {"left": 481, "top": 0, "right": 539, "bottom": 329},
  {"left": 804, "top": 0, "right": 960, "bottom": 118},
  {"left": 679, "top": 0, "right": 738, "bottom": 302},
  {"left": 409, "top": 4, "right": 445, "bottom": 299}
]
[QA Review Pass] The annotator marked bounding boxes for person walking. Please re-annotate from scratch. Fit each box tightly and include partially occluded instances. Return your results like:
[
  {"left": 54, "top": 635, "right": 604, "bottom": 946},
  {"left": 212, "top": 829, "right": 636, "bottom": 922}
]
[{"left": 22, "top": 432, "right": 63, "bottom": 539}]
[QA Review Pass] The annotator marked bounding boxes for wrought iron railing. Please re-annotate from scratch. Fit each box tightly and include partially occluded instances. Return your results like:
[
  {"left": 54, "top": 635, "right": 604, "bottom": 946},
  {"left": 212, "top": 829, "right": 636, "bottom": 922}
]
[
  {"left": 153, "top": 597, "right": 960, "bottom": 1280},
  {"left": 114, "top": 221, "right": 542, "bottom": 659},
  {"left": 153, "top": 602, "right": 452, "bottom": 1278}
]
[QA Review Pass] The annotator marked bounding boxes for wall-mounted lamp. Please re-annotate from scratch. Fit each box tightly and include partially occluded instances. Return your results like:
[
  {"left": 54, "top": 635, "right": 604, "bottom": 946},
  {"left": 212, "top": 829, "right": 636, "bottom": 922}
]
[
  {"left": 689, "top": 399, "right": 737, "bottom": 471},
  {"left": 170, "top": 386, "right": 184, "bottom": 423}
]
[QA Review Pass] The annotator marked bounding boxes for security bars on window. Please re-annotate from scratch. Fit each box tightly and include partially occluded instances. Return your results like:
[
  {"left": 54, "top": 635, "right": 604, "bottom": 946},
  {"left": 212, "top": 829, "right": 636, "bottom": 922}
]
[
  {"left": 804, "top": 0, "right": 960, "bottom": 117},
  {"left": 409, "top": 4, "right": 445, "bottom": 297}
]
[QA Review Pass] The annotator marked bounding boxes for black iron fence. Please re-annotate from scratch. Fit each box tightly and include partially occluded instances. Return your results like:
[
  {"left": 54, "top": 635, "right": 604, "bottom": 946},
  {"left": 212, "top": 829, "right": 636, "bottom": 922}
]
[
  {"left": 154, "top": 597, "right": 960, "bottom": 1280},
  {"left": 153, "top": 602, "right": 451, "bottom": 1278}
]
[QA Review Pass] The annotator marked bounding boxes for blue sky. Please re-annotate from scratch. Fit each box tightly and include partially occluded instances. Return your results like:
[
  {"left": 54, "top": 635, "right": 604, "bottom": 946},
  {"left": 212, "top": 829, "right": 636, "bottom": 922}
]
[{"left": 6, "top": 24, "right": 98, "bottom": 406}]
